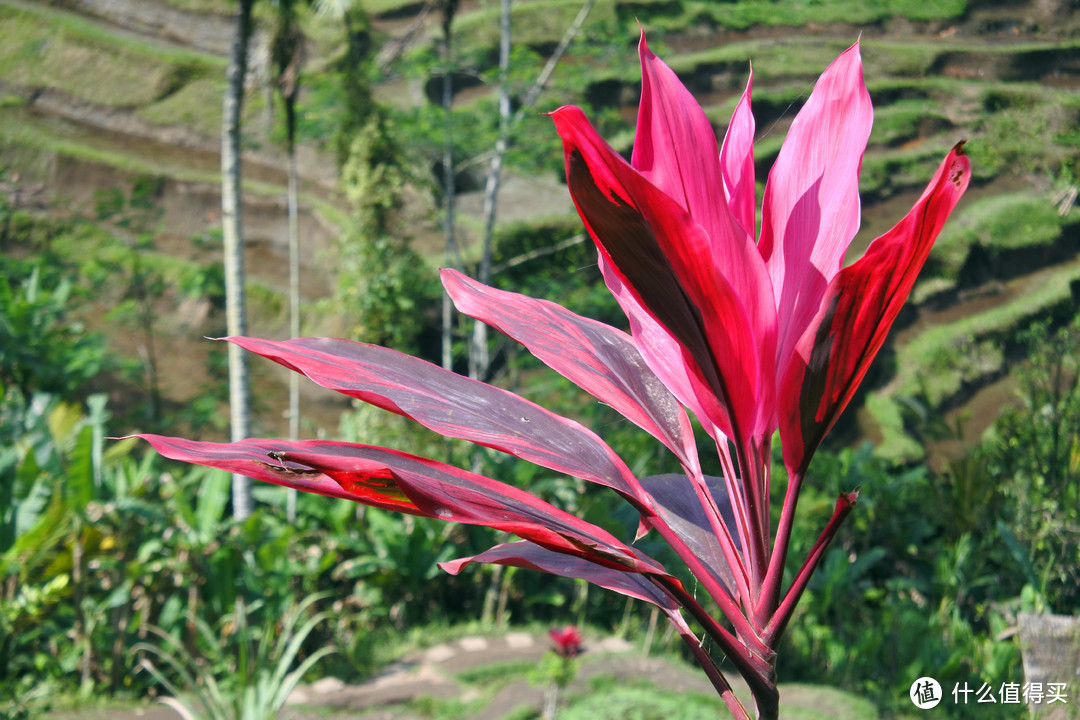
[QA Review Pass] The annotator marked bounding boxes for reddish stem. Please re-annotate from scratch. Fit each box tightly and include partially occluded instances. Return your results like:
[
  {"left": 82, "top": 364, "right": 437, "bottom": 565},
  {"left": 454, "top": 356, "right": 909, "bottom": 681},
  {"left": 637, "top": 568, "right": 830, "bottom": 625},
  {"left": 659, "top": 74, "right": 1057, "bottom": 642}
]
[
  {"left": 755, "top": 470, "right": 804, "bottom": 627},
  {"left": 762, "top": 489, "right": 858, "bottom": 647},
  {"left": 653, "top": 575, "right": 777, "bottom": 711},
  {"left": 674, "top": 626, "right": 753, "bottom": 720}
]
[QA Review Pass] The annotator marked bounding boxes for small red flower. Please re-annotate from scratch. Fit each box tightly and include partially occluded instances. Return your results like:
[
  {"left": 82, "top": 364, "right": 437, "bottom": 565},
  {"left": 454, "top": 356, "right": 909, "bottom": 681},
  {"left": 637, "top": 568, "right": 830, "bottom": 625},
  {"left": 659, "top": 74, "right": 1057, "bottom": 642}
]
[{"left": 549, "top": 625, "right": 582, "bottom": 658}]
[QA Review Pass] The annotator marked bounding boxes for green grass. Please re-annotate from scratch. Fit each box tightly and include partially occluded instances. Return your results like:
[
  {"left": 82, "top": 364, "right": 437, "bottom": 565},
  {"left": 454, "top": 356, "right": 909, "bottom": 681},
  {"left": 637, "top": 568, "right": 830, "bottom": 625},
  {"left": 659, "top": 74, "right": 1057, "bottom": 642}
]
[
  {"left": 870, "top": 100, "right": 953, "bottom": 147},
  {"left": 930, "top": 192, "right": 1069, "bottom": 278},
  {"left": 136, "top": 75, "right": 225, "bottom": 138},
  {"left": 159, "top": 0, "right": 233, "bottom": 14},
  {"left": 453, "top": 0, "right": 619, "bottom": 51},
  {"left": 902, "top": 266, "right": 1079, "bottom": 393},
  {"left": 670, "top": 40, "right": 852, "bottom": 81},
  {"left": 561, "top": 683, "right": 726, "bottom": 720},
  {"left": 860, "top": 143, "right": 956, "bottom": 199},
  {"left": 0, "top": 3, "right": 231, "bottom": 147},
  {"left": 0, "top": 106, "right": 217, "bottom": 186},
  {"left": 0, "top": 2, "right": 223, "bottom": 72},
  {"left": 868, "top": 260, "right": 1080, "bottom": 462},
  {"left": 0, "top": 2, "right": 226, "bottom": 141},
  {"left": 558, "top": 676, "right": 880, "bottom": 720},
  {"left": 864, "top": 392, "right": 924, "bottom": 464},
  {"left": 0, "top": 7, "right": 172, "bottom": 107},
  {"left": 676, "top": 0, "right": 965, "bottom": 32},
  {"left": 359, "top": 0, "right": 428, "bottom": 17},
  {"left": 0, "top": 104, "right": 296, "bottom": 202},
  {"left": 455, "top": 660, "right": 538, "bottom": 686}
]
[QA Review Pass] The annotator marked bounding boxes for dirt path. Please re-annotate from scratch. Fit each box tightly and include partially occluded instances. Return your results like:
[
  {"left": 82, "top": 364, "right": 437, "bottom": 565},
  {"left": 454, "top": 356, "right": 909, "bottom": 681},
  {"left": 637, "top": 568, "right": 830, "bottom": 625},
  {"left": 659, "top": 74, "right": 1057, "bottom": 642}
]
[{"left": 45, "top": 631, "right": 877, "bottom": 720}]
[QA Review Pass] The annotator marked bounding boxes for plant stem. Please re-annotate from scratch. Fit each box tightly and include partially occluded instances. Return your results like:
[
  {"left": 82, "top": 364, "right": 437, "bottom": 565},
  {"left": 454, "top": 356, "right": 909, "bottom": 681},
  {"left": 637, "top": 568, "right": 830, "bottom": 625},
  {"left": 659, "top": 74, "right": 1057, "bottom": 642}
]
[{"left": 764, "top": 490, "right": 857, "bottom": 646}]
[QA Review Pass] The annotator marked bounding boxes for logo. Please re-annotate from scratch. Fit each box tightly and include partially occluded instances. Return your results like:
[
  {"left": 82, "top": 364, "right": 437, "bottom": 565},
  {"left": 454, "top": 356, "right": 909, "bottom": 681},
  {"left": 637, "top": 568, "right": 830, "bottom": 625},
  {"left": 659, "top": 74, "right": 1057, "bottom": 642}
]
[{"left": 911, "top": 677, "right": 943, "bottom": 709}]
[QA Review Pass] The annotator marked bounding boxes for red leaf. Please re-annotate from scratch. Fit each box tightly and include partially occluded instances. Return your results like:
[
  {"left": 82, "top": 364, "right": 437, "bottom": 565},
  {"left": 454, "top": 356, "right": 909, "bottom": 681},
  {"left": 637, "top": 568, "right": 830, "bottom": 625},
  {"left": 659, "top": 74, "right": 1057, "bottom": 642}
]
[
  {"left": 780, "top": 143, "right": 971, "bottom": 475},
  {"left": 137, "top": 435, "right": 666, "bottom": 575},
  {"left": 553, "top": 109, "right": 766, "bottom": 449},
  {"left": 223, "top": 336, "right": 648, "bottom": 504},
  {"left": 443, "top": 269, "right": 699, "bottom": 471}
]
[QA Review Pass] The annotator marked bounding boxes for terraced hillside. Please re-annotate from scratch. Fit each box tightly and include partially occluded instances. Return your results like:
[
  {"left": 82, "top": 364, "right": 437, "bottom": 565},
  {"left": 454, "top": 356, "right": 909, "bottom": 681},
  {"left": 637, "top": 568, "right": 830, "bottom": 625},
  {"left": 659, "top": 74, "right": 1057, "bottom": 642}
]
[{"left": 1, "top": 0, "right": 1078, "bottom": 463}]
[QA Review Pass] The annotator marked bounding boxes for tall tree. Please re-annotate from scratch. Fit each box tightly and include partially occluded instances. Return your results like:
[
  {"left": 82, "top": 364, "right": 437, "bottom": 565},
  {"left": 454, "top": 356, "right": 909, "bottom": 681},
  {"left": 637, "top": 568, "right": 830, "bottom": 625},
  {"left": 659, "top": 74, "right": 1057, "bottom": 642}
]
[{"left": 222, "top": 0, "right": 256, "bottom": 520}]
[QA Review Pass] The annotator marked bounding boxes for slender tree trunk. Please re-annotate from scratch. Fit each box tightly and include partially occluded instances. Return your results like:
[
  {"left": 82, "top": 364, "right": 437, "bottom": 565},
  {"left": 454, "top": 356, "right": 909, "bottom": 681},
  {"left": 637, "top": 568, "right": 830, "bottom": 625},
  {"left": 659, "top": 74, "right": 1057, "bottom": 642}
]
[
  {"left": 439, "top": 0, "right": 458, "bottom": 372},
  {"left": 223, "top": 0, "right": 255, "bottom": 520},
  {"left": 469, "top": 0, "right": 594, "bottom": 382},
  {"left": 514, "top": 0, "right": 596, "bottom": 121},
  {"left": 468, "top": 0, "right": 511, "bottom": 382},
  {"left": 286, "top": 94, "right": 300, "bottom": 523},
  {"left": 270, "top": 2, "right": 304, "bottom": 523}
]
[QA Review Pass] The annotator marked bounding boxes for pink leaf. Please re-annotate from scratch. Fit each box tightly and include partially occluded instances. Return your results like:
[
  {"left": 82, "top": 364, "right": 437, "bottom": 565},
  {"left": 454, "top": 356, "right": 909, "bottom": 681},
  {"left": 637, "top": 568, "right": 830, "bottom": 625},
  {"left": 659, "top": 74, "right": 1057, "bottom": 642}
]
[
  {"left": 633, "top": 32, "right": 729, "bottom": 251},
  {"left": 443, "top": 269, "right": 699, "bottom": 470},
  {"left": 780, "top": 143, "right": 971, "bottom": 475},
  {"left": 223, "top": 336, "right": 648, "bottom": 504},
  {"left": 719, "top": 71, "right": 757, "bottom": 240},
  {"left": 760, "top": 43, "right": 873, "bottom": 401}
]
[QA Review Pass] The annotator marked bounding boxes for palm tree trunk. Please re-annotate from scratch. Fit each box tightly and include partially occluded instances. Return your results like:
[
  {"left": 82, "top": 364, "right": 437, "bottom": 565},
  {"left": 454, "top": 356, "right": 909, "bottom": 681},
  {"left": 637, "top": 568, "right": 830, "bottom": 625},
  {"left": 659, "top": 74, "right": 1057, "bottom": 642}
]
[{"left": 222, "top": 0, "right": 255, "bottom": 520}]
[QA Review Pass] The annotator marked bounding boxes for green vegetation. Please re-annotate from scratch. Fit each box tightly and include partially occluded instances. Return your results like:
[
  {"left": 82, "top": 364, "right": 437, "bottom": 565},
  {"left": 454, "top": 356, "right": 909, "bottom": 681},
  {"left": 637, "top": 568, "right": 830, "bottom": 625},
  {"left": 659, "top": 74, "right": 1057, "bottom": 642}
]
[
  {"left": 560, "top": 683, "right": 729, "bottom": 720},
  {"left": 869, "top": 256, "right": 1080, "bottom": 463},
  {"left": 455, "top": 0, "right": 619, "bottom": 50},
  {"left": 0, "top": 5, "right": 221, "bottom": 108},
  {"left": 930, "top": 192, "right": 1070, "bottom": 278},
  {"left": 137, "top": 76, "right": 226, "bottom": 138}
]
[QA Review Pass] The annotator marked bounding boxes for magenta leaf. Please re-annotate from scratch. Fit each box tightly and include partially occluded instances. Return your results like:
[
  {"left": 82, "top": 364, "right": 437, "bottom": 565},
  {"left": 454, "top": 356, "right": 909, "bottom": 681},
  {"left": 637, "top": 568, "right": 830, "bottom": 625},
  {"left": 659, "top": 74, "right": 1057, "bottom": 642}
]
[
  {"left": 223, "top": 336, "right": 648, "bottom": 504},
  {"left": 443, "top": 269, "right": 699, "bottom": 470},
  {"left": 138, "top": 435, "right": 667, "bottom": 574},
  {"left": 441, "top": 541, "right": 681, "bottom": 612}
]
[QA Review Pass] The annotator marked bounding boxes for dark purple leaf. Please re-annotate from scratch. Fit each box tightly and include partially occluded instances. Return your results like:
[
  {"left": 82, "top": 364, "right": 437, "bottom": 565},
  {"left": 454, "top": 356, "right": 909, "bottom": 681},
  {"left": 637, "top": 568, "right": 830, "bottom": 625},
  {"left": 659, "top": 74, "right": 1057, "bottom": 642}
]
[{"left": 640, "top": 473, "right": 743, "bottom": 597}]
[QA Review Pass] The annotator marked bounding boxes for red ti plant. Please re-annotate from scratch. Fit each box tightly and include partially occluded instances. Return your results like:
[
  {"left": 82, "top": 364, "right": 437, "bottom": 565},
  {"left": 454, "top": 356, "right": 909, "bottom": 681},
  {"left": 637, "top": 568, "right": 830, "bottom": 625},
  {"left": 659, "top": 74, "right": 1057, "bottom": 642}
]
[
  {"left": 543, "top": 625, "right": 583, "bottom": 719},
  {"left": 136, "top": 35, "right": 970, "bottom": 720},
  {"left": 549, "top": 625, "right": 583, "bottom": 659}
]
